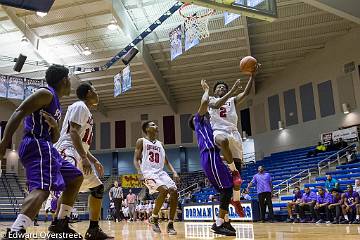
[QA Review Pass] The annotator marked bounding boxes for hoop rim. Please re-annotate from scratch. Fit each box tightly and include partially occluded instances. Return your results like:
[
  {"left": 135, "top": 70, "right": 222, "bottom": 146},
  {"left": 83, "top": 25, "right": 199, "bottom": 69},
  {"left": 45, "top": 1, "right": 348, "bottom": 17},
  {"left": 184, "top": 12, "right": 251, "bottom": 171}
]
[{"left": 179, "top": 3, "right": 215, "bottom": 20}]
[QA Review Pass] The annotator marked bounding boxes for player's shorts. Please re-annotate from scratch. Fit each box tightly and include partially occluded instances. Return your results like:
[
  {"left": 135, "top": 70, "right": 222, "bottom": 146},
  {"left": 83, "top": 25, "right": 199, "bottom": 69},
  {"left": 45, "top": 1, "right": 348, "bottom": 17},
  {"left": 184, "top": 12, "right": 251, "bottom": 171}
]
[
  {"left": 19, "top": 136, "right": 83, "bottom": 192},
  {"left": 200, "top": 151, "right": 233, "bottom": 191},
  {"left": 213, "top": 129, "right": 243, "bottom": 160},
  {"left": 143, "top": 170, "right": 177, "bottom": 194},
  {"left": 58, "top": 146, "right": 102, "bottom": 192}
]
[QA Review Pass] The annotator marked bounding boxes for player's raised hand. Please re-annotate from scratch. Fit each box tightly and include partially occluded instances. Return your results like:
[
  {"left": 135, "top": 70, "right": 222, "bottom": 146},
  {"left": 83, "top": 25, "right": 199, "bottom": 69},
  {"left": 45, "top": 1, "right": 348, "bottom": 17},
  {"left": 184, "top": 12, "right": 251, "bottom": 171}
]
[
  {"left": 41, "top": 110, "right": 58, "bottom": 129},
  {"left": 201, "top": 79, "right": 209, "bottom": 92},
  {"left": 230, "top": 79, "right": 242, "bottom": 95},
  {"left": 94, "top": 160, "right": 104, "bottom": 177}
]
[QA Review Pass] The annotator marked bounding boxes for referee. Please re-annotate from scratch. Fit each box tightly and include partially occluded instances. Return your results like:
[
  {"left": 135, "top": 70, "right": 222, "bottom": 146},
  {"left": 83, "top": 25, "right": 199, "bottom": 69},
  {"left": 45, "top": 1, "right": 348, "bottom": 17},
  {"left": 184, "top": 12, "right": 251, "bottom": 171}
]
[{"left": 109, "top": 181, "right": 124, "bottom": 222}]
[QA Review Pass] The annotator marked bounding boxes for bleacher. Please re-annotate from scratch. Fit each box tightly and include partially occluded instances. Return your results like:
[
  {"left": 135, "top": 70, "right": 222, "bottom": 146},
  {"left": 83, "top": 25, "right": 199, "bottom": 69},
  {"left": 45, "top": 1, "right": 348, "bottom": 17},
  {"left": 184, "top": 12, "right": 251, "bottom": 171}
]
[{"left": 188, "top": 146, "right": 338, "bottom": 204}]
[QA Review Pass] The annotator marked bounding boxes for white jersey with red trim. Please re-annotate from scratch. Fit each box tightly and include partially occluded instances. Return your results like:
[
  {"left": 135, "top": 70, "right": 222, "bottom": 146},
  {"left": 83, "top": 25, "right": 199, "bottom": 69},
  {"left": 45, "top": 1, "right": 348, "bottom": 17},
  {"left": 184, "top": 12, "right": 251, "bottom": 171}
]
[
  {"left": 208, "top": 96, "right": 238, "bottom": 132},
  {"left": 55, "top": 101, "right": 94, "bottom": 153},
  {"left": 140, "top": 138, "right": 165, "bottom": 176}
]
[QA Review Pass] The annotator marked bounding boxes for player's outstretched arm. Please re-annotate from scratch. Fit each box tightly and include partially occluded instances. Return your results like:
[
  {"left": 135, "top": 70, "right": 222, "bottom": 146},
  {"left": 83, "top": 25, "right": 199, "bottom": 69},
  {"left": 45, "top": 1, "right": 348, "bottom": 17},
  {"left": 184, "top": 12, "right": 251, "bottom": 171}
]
[
  {"left": 209, "top": 79, "right": 242, "bottom": 109},
  {"left": 0, "top": 89, "right": 53, "bottom": 158},
  {"left": 234, "top": 75, "right": 254, "bottom": 106},
  {"left": 198, "top": 79, "right": 209, "bottom": 116},
  {"left": 134, "top": 138, "right": 143, "bottom": 175}
]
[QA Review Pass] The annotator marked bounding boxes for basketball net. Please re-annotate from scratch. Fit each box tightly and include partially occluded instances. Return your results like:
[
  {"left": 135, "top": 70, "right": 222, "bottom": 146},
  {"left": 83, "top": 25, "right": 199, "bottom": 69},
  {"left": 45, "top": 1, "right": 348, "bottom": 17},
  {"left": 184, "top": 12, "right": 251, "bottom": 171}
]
[{"left": 179, "top": 4, "right": 215, "bottom": 41}]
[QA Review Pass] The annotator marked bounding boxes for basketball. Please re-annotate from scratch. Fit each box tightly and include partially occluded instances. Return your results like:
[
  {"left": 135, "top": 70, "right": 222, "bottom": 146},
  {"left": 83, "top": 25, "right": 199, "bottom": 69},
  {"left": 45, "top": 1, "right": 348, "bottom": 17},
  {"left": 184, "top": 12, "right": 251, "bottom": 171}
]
[{"left": 240, "top": 56, "right": 258, "bottom": 74}]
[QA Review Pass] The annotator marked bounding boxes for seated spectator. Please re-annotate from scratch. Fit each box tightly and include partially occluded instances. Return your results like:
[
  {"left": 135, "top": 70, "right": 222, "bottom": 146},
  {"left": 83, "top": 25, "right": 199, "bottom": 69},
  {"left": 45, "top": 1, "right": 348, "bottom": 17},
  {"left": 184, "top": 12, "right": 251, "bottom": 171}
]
[
  {"left": 286, "top": 187, "right": 302, "bottom": 223},
  {"left": 160, "top": 199, "right": 169, "bottom": 221},
  {"left": 346, "top": 149, "right": 358, "bottom": 164},
  {"left": 297, "top": 187, "right": 316, "bottom": 223},
  {"left": 314, "top": 187, "right": 332, "bottom": 223},
  {"left": 325, "top": 175, "right": 339, "bottom": 192},
  {"left": 340, "top": 185, "right": 359, "bottom": 224},
  {"left": 146, "top": 200, "right": 153, "bottom": 219},
  {"left": 327, "top": 139, "right": 337, "bottom": 152},
  {"left": 122, "top": 204, "right": 129, "bottom": 221},
  {"left": 355, "top": 179, "right": 360, "bottom": 195},
  {"left": 135, "top": 201, "right": 143, "bottom": 221},
  {"left": 328, "top": 188, "right": 343, "bottom": 224},
  {"left": 241, "top": 189, "right": 252, "bottom": 201},
  {"left": 336, "top": 138, "right": 348, "bottom": 150},
  {"left": 307, "top": 142, "right": 326, "bottom": 157}
]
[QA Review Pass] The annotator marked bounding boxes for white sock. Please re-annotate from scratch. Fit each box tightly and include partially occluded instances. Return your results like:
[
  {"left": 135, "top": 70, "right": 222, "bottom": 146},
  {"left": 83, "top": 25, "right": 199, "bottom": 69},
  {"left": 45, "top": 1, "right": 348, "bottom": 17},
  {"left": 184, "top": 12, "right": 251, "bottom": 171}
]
[
  {"left": 357, "top": 215, "right": 359, "bottom": 220},
  {"left": 344, "top": 215, "right": 349, "bottom": 220},
  {"left": 216, "top": 218, "right": 224, "bottom": 227},
  {"left": 11, "top": 214, "right": 32, "bottom": 232},
  {"left": 224, "top": 214, "right": 229, "bottom": 222},
  {"left": 233, "top": 190, "right": 240, "bottom": 201},
  {"left": 58, "top": 204, "right": 73, "bottom": 219},
  {"left": 228, "top": 162, "right": 237, "bottom": 172}
]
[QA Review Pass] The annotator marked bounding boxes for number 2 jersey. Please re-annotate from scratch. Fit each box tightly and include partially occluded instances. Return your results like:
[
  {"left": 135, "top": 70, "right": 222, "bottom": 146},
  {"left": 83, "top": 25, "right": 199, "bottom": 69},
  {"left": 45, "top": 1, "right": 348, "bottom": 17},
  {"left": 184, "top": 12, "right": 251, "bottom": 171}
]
[
  {"left": 208, "top": 96, "right": 238, "bottom": 132},
  {"left": 55, "top": 100, "right": 94, "bottom": 155},
  {"left": 140, "top": 138, "right": 165, "bottom": 176}
]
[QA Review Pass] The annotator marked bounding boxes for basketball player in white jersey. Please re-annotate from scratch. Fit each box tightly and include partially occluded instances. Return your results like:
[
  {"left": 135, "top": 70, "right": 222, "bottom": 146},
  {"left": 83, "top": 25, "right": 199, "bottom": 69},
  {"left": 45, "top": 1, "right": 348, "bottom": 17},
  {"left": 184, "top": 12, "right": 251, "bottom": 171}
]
[
  {"left": 208, "top": 74, "right": 255, "bottom": 202},
  {"left": 134, "top": 121, "right": 179, "bottom": 235},
  {"left": 53, "top": 82, "right": 113, "bottom": 240}
]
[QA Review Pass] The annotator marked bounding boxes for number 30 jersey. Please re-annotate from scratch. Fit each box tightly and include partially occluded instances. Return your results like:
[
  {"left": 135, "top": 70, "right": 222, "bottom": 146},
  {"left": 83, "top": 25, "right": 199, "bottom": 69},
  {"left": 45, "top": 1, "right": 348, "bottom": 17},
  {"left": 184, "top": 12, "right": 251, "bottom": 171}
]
[
  {"left": 140, "top": 138, "right": 165, "bottom": 175},
  {"left": 208, "top": 96, "right": 238, "bottom": 132},
  {"left": 55, "top": 101, "right": 94, "bottom": 153}
]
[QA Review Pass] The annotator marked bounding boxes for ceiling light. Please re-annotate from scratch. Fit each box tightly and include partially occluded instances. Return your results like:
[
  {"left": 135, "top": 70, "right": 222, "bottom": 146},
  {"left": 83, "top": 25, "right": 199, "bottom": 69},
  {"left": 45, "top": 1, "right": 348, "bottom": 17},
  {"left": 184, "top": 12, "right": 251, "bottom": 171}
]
[
  {"left": 20, "top": 36, "right": 30, "bottom": 47},
  {"left": 107, "top": 20, "right": 118, "bottom": 31},
  {"left": 82, "top": 47, "right": 92, "bottom": 56},
  {"left": 36, "top": 11, "right": 48, "bottom": 17},
  {"left": 342, "top": 103, "right": 350, "bottom": 114},
  {"left": 278, "top": 120, "right": 284, "bottom": 131}
]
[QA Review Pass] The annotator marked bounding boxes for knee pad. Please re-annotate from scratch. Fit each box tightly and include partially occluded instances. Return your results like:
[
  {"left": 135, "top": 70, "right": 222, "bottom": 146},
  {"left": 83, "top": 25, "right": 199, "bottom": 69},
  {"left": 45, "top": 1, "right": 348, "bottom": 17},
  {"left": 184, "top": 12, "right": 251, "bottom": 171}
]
[
  {"left": 90, "top": 184, "right": 104, "bottom": 199},
  {"left": 219, "top": 187, "right": 232, "bottom": 211}
]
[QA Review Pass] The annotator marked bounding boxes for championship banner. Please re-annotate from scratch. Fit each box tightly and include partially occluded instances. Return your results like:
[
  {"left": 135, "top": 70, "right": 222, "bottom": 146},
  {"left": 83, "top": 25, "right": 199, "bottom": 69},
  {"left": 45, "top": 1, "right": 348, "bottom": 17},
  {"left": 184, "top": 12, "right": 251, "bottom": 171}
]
[
  {"left": 224, "top": 0, "right": 242, "bottom": 25},
  {"left": 114, "top": 73, "right": 122, "bottom": 97},
  {"left": 183, "top": 202, "right": 254, "bottom": 221},
  {"left": 121, "top": 65, "right": 132, "bottom": 93},
  {"left": 321, "top": 126, "right": 359, "bottom": 144},
  {"left": 185, "top": 24, "right": 199, "bottom": 51},
  {"left": 121, "top": 174, "right": 144, "bottom": 188},
  {"left": 170, "top": 25, "right": 183, "bottom": 60},
  {"left": 0, "top": 74, "right": 7, "bottom": 98},
  {"left": 7, "top": 76, "right": 24, "bottom": 100},
  {"left": 24, "top": 78, "right": 43, "bottom": 99}
]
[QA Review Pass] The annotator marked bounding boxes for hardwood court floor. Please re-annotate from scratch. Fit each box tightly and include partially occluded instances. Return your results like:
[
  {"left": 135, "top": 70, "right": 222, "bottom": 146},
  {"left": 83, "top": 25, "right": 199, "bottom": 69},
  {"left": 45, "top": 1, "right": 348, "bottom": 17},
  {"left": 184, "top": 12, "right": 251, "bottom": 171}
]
[{"left": 1, "top": 221, "right": 360, "bottom": 239}]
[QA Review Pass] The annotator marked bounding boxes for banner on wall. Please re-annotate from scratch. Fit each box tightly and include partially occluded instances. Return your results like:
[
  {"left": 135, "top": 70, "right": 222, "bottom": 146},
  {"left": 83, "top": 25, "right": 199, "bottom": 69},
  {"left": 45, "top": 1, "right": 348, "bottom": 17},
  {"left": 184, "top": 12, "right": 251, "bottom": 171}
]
[
  {"left": 0, "top": 74, "right": 8, "bottom": 98},
  {"left": 321, "top": 126, "right": 359, "bottom": 144},
  {"left": 7, "top": 76, "right": 24, "bottom": 100},
  {"left": 24, "top": 78, "right": 43, "bottom": 99},
  {"left": 169, "top": 25, "right": 183, "bottom": 60},
  {"left": 114, "top": 73, "right": 122, "bottom": 97},
  {"left": 121, "top": 65, "right": 132, "bottom": 93},
  {"left": 183, "top": 202, "right": 253, "bottom": 221},
  {"left": 121, "top": 174, "right": 144, "bottom": 188}
]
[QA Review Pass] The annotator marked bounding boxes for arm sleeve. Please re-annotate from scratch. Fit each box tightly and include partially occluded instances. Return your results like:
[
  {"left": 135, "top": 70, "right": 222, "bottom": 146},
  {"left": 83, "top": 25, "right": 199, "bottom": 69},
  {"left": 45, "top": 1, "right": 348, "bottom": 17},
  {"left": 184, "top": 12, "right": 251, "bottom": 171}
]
[{"left": 68, "top": 104, "right": 89, "bottom": 127}]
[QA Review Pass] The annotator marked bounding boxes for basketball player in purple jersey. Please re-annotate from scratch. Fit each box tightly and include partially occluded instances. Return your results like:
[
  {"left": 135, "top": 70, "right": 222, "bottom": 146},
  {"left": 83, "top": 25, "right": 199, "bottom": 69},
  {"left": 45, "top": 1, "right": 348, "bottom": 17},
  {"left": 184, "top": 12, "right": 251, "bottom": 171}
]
[
  {"left": 341, "top": 184, "right": 359, "bottom": 224},
  {"left": 0, "top": 65, "right": 83, "bottom": 240},
  {"left": 189, "top": 79, "right": 245, "bottom": 236}
]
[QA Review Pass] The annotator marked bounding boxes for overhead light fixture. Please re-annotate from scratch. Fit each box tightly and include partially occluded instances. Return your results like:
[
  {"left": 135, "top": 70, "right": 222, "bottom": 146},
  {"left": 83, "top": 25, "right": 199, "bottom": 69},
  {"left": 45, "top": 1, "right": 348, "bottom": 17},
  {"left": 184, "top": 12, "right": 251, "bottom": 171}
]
[
  {"left": 242, "top": 131, "right": 247, "bottom": 140},
  {"left": 36, "top": 11, "right": 48, "bottom": 17},
  {"left": 82, "top": 46, "right": 92, "bottom": 56},
  {"left": 278, "top": 120, "right": 284, "bottom": 131},
  {"left": 342, "top": 103, "right": 350, "bottom": 114},
  {"left": 107, "top": 20, "right": 118, "bottom": 31},
  {"left": 20, "top": 35, "right": 30, "bottom": 48},
  {"left": 12, "top": 144, "right": 16, "bottom": 152}
]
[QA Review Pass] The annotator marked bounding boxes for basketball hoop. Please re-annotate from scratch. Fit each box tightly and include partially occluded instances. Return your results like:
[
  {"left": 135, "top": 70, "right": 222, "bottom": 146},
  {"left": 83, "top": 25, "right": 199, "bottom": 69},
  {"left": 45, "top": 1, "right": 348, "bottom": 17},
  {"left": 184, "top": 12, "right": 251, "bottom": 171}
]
[{"left": 179, "top": 3, "right": 215, "bottom": 40}]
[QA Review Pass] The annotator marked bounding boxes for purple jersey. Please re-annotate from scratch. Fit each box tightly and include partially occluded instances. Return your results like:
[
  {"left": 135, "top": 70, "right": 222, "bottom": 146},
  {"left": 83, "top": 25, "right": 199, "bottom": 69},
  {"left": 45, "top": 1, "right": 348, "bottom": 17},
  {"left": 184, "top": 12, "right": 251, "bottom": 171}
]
[
  {"left": 331, "top": 194, "right": 342, "bottom": 204},
  {"left": 193, "top": 113, "right": 220, "bottom": 156},
  {"left": 316, "top": 192, "right": 331, "bottom": 204},
  {"left": 344, "top": 191, "right": 359, "bottom": 205},
  {"left": 301, "top": 191, "right": 316, "bottom": 203},
  {"left": 293, "top": 191, "right": 303, "bottom": 201},
  {"left": 23, "top": 87, "right": 62, "bottom": 142},
  {"left": 193, "top": 113, "right": 233, "bottom": 190}
]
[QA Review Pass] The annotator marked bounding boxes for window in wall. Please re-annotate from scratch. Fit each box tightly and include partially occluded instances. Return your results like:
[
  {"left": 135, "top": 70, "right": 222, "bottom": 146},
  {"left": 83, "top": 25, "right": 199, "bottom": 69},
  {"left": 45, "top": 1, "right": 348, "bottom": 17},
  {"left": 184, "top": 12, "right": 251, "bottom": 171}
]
[
  {"left": 300, "top": 83, "right": 316, "bottom": 122},
  {"left": 180, "top": 114, "right": 193, "bottom": 143},
  {"left": 240, "top": 108, "right": 252, "bottom": 136},
  {"left": 283, "top": 89, "right": 298, "bottom": 126},
  {"left": 163, "top": 116, "right": 175, "bottom": 144},
  {"left": 100, "top": 122, "right": 111, "bottom": 149},
  {"left": 268, "top": 94, "right": 281, "bottom": 130},
  {"left": 317, "top": 80, "right": 335, "bottom": 117}
]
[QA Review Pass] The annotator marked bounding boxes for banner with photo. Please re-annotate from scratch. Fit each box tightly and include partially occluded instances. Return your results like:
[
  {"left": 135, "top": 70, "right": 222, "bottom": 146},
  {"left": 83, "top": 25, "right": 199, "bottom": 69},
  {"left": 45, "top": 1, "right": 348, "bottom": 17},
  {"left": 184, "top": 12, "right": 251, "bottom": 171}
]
[
  {"left": 0, "top": 74, "right": 8, "bottom": 98},
  {"left": 114, "top": 72, "right": 122, "bottom": 97},
  {"left": 185, "top": 25, "right": 200, "bottom": 51},
  {"left": 7, "top": 76, "right": 24, "bottom": 100},
  {"left": 169, "top": 25, "right": 183, "bottom": 60},
  {"left": 121, "top": 65, "right": 132, "bottom": 93},
  {"left": 24, "top": 78, "right": 43, "bottom": 99},
  {"left": 321, "top": 126, "right": 359, "bottom": 144},
  {"left": 121, "top": 174, "right": 144, "bottom": 188}
]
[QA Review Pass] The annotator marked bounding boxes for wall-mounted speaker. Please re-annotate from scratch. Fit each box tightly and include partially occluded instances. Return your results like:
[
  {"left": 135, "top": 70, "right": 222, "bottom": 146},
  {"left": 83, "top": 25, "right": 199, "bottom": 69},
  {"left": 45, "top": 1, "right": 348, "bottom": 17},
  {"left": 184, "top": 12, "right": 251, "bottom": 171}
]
[
  {"left": 13, "top": 54, "right": 27, "bottom": 72},
  {"left": 122, "top": 47, "right": 139, "bottom": 65}
]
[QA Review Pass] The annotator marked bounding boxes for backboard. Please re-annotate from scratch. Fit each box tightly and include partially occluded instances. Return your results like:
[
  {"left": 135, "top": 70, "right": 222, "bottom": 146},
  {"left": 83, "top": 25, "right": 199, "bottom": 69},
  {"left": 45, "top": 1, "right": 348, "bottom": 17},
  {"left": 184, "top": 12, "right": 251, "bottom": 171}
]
[{"left": 183, "top": 0, "right": 278, "bottom": 22}]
